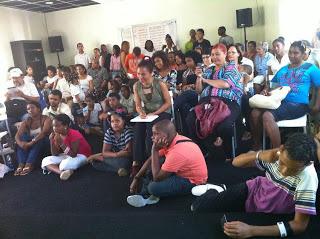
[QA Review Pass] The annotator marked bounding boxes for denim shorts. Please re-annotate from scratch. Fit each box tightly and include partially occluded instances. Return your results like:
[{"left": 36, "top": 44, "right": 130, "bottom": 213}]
[{"left": 268, "top": 101, "right": 310, "bottom": 122}]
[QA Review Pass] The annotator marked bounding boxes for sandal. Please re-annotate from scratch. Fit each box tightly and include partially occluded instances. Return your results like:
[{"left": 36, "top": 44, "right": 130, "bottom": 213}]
[
  {"left": 14, "top": 164, "right": 25, "bottom": 176},
  {"left": 20, "top": 164, "right": 33, "bottom": 176}
]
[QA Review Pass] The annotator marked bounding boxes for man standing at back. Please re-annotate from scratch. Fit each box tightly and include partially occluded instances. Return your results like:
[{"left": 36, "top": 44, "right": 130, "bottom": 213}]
[
  {"left": 218, "top": 26, "right": 234, "bottom": 47},
  {"left": 74, "top": 43, "right": 91, "bottom": 70},
  {"left": 193, "top": 28, "right": 211, "bottom": 55}
]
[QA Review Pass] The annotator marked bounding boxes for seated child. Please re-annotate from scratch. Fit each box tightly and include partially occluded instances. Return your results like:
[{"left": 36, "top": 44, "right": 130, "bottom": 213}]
[
  {"left": 239, "top": 64, "right": 253, "bottom": 94},
  {"left": 106, "top": 80, "right": 121, "bottom": 98},
  {"left": 68, "top": 70, "right": 86, "bottom": 105},
  {"left": 87, "top": 109, "right": 133, "bottom": 176},
  {"left": 120, "top": 85, "right": 135, "bottom": 116},
  {"left": 83, "top": 94, "right": 103, "bottom": 136},
  {"left": 41, "top": 114, "right": 92, "bottom": 181},
  {"left": 99, "top": 92, "right": 127, "bottom": 132}
]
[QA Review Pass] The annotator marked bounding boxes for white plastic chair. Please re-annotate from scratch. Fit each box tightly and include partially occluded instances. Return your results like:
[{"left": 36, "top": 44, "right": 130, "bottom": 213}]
[
  {"left": 262, "top": 115, "right": 307, "bottom": 150},
  {"left": 168, "top": 90, "right": 175, "bottom": 123}
]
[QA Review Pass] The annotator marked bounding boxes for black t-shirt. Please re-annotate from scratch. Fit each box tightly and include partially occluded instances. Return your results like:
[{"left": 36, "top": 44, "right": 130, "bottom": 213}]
[{"left": 193, "top": 39, "right": 212, "bottom": 55}]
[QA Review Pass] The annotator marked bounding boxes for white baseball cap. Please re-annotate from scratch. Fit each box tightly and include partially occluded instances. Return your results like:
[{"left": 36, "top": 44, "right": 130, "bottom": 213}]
[{"left": 9, "top": 68, "right": 23, "bottom": 78}]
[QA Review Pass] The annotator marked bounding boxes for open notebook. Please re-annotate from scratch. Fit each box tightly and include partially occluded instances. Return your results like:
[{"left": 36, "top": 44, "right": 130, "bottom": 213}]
[{"left": 130, "top": 115, "right": 159, "bottom": 123}]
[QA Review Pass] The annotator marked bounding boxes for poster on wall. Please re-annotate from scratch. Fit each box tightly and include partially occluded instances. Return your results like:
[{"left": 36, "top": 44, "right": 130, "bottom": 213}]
[{"left": 120, "top": 19, "right": 177, "bottom": 51}]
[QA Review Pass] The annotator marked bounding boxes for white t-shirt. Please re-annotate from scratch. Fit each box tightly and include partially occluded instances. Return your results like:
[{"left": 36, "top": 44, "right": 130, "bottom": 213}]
[
  {"left": 6, "top": 81, "right": 39, "bottom": 101},
  {"left": 43, "top": 102, "right": 74, "bottom": 122},
  {"left": 83, "top": 103, "right": 102, "bottom": 125},
  {"left": 23, "top": 75, "right": 34, "bottom": 84},
  {"left": 43, "top": 75, "right": 58, "bottom": 85},
  {"left": 74, "top": 53, "right": 91, "bottom": 69},
  {"left": 142, "top": 49, "right": 155, "bottom": 58},
  {"left": 241, "top": 57, "right": 254, "bottom": 72},
  {"left": 70, "top": 83, "right": 85, "bottom": 103},
  {"left": 267, "top": 54, "right": 290, "bottom": 75},
  {"left": 79, "top": 75, "right": 93, "bottom": 94},
  {"left": 55, "top": 78, "right": 71, "bottom": 99}
]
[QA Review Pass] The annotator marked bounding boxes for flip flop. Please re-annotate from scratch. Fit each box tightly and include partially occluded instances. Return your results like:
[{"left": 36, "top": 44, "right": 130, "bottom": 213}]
[{"left": 20, "top": 166, "right": 33, "bottom": 176}]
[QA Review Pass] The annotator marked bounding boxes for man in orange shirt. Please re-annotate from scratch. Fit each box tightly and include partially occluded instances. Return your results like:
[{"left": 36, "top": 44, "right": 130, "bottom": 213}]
[
  {"left": 127, "top": 119, "right": 208, "bottom": 207},
  {"left": 124, "top": 47, "right": 144, "bottom": 79}
]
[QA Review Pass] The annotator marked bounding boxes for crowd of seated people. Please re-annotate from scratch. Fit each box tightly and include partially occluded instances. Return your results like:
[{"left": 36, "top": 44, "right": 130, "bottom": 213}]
[{"left": 1, "top": 25, "right": 320, "bottom": 238}]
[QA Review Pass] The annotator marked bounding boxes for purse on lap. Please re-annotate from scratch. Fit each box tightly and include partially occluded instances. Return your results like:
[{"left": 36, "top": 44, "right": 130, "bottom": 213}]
[{"left": 249, "top": 86, "right": 291, "bottom": 110}]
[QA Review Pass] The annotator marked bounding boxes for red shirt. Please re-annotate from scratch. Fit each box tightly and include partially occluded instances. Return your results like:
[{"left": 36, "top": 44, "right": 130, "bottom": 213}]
[
  {"left": 125, "top": 53, "right": 144, "bottom": 78},
  {"left": 64, "top": 129, "right": 92, "bottom": 157},
  {"left": 160, "top": 134, "right": 208, "bottom": 185}
]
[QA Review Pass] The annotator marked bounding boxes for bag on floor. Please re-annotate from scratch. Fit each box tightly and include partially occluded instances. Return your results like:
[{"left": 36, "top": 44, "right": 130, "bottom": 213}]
[
  {"left": 249, "top": 86, "right": 291, "bottom": 110},
  {"left": 194, "top": 98, "right": 231, "bottom": 139}
]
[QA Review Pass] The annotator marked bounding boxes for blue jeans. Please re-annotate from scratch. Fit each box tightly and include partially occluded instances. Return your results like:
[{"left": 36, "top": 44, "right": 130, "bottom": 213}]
[
  {"left": 16, "top": 133, "right": 50, "bottom": 164},
  {"left": 92, "top": 156, "right": 131, "bottom": 173},
  {"left": 147, "top": 175, "right": 195, "bottom": 197}
]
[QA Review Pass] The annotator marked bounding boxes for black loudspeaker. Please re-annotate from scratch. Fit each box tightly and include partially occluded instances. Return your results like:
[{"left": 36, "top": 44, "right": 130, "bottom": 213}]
[
  {"left": 236, "top": 8, "right": 253, "bottom": 28},
  {"left": 48, "top": 36, "right": 64, "bottom": 52},
  {"left": 11, "top": 40, "right": 46, "bottom": 82}
]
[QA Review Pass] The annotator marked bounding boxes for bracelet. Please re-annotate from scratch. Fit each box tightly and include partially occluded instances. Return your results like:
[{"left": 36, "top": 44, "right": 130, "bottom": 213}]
[
  {"left": 283, "top": 222, "right": 293, "bottom": 237},
  {"left": 256, "top": 150, "right": 262, "bottom": 161},
  {"left": 277, "top": 221, "right": 287, "bottom": 238}
]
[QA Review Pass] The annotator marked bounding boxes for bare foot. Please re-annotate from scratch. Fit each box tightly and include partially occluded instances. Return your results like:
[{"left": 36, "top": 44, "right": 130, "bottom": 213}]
[{"left": 213, "top": 137, "right": 223, "bottom": 147}]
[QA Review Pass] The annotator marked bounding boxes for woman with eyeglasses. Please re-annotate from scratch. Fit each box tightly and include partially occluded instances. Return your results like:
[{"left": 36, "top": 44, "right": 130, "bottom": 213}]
[
  {"left": 251, "top": 41, "right": 320, "bottom": 151},
  {"left": 132, "top": 59, "right": 171, "bottom": 177}
]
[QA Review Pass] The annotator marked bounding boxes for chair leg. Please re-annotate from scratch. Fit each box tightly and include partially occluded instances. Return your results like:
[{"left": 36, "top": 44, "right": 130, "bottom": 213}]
[
  {"left": 262, "top": 128, "right": 266, "bottom": 150},
  {"left": 231, "top": 123, "right": 237, "bottom": 159},
  {"left": 231, "top": 136, "right": 236, "bottom": 159}
]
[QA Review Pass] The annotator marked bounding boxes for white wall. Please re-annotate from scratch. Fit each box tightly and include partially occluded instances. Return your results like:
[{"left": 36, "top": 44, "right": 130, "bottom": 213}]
[
  {"left": 1, "top": 0, "right": 280, "bottom": 86},
  {"left": 44, "top": 0, "right": 269, "bottom": 66},
  {"left": 0, "top": 7, "right": 49, "bottom": 86}
]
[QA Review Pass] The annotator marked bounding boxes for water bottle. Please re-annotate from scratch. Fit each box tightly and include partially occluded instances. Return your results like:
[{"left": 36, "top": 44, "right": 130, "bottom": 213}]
[{"left": 4, "top": 155, "right": 14, "bottom": 171}]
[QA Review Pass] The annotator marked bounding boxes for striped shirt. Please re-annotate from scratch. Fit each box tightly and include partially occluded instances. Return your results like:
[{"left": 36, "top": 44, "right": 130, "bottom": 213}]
[
  {"left": 103, "top": 126, "right": 133, "bottom": 152},
  {"left": 201, "top": 62, "right": 243, "bottom": 105},
  {"left": 245, "top": 160, "right": 318, "bottom": 215}
]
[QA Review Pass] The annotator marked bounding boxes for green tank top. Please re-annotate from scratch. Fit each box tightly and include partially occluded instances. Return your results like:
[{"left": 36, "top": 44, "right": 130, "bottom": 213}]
[{"left": 136, "top": 78, "right": 171, "bottom": 114}]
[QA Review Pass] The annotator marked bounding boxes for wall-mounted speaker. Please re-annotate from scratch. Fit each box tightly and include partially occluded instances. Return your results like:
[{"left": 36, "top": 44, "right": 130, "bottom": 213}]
[{"left": 48, "top": 36, "right": 64, "bottom": 52}]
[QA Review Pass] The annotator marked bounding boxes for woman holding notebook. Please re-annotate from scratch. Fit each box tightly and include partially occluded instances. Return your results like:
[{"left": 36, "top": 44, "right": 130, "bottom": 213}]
[{"left": 131, "top": 59, "right": 171, "bottom": 177}]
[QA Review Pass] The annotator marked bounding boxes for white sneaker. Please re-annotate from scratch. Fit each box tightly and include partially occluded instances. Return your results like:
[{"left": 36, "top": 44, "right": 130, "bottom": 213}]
[
  {"left": 191, "top": 184, "right": 226, "bottom": 197},
  {"left": 127, "top": 195, "right": 147, "bottom": 207},
  {"left": 145, "top": 195, "right": 160, "bottom": 205},
  {"left": 127, "top": 195, "right": 160, "bottom": 207},
  {"left": 60, "top": 170, "right": 74, "bottom": 181}
]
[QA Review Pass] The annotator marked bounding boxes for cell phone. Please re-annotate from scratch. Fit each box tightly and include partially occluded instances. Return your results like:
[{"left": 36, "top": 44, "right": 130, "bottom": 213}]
[
  {"left": 220, "top": 214, "right": 228, "bottom": 229},
  {"left": 197, "top": 63, "right": 205, "bottom": 70}
]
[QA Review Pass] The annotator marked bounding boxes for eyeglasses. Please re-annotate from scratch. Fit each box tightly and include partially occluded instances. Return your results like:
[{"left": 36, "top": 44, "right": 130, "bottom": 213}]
[{"left": 202, "top": 55, "right": 210, "bottom": 59}]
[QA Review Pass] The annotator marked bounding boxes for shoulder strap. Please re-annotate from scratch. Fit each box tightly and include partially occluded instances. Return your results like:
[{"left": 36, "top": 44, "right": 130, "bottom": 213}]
[{"left": 175, "top": 139, "right": 193, "bottom": 145}]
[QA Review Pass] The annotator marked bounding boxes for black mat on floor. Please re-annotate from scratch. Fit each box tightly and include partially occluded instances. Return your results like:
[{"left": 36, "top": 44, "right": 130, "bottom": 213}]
[{"left": 0, "top": 138, "right": 319, "bottom": 239}]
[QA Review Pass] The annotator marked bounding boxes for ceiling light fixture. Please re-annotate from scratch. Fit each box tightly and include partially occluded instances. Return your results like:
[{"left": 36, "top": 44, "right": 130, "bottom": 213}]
[{"left": 45, "top": 1, "right": 54, "bottom": 4}]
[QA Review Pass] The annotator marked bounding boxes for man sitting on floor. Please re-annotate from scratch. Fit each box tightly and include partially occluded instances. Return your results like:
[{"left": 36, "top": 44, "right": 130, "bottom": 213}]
[
  {"left": 127, "top": 119, "right": 207, "bottom": 207},
  {"left": 191, "top": 133, "right": 318, "bottom": 238}
]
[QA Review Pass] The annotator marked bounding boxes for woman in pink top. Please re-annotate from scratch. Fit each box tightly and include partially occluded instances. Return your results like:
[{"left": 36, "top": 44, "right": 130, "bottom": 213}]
[
  {"left": 110, "top": 44, "right": 121, "bottom": 79},
  {"left": 41, "top": 114, "right": 92, "bottom": 181}
]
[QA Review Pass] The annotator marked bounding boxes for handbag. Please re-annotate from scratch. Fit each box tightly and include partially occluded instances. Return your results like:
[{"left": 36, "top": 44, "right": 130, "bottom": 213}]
[
  {"left": 194, "top": 98, "right": 231, "bottom": 139},
  {"left": 249, "top": 86, "right": 291, "bottom": 110}
]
